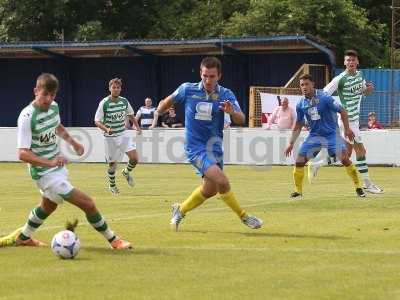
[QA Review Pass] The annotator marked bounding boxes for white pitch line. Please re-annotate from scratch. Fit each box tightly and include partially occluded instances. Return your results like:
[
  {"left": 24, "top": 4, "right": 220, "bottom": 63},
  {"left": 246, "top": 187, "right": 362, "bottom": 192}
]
[
  {"left": 0, "top": 202, "right": 266, "bottom": 234},
  {"left": 1, "top": 201, "right": 399, "bottom": 256}
]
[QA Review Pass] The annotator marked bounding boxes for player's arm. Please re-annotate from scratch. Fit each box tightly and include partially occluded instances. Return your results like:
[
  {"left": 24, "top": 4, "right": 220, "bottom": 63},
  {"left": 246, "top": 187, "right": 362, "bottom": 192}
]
[
  {"left": 94, "top": 120, "right": 112, "bottom": 135},
  {"left": 94, "top": 101, "right": 112, "bottom": 135},
  {"left": 56, "top": 124, "right": 84, "bottom": 156},
  {"left": 323, "top": 75, "right": 340, "bottom": 96},
  {"left": 150, "top": 95, "right": 175, "bottom": 129},
  {"left": 128, "top": 114, "right": 142, "bottom": 134},
  {"left": 363, "top": 80, "right": 374, "bottom": 96},
  {"left": 284, "top": 121, "right": 303, "bottom": 157},
  {"left": 221, "top": 101, "right": 245, "bottom": 125},
  {"left": 220, "top": 91, "right": 245, "bottom": 125},
  {"left": 18, "top": 148, "right": 67, "bottom": 168},
  {"left": 126, "top": 102, "right": 141, "bottom": 134},
  {"left": 17, "top": 113, "right": 66, "bottom": 167}
]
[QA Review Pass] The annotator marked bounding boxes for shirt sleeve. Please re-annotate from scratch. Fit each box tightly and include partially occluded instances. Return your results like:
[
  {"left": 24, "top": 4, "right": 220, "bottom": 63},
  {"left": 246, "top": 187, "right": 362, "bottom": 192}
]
[
  {"left": 94, "top": 101, "right": 104, "bottom": 122},
  {"left": 17, "top": 110, "right": 32, "bottom": 149},
  {"left": 323, "top": 75, "right": 340, "bottom": 96},
  {"left": 296, "top": 103, "right": 305, "bottom": 125},
  {"left": 135, "top": 107, "right": 142, "bottom": 119},
  {"left": 224, "top": 89, "right": 242, "bottom": 113},
  {"left": 326, "top": 95, "right": 342, "bottom": 113},
  {"left": 172, "top": 83, "right": 188, "bottom": 105},
  {"left": 126, "top": 101, "right": 134, "bottom": 116}
]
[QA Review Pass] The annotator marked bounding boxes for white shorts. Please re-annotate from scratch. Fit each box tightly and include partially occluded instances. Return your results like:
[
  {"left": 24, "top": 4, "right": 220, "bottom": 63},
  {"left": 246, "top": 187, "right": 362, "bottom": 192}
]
[
  {"left": 104, "top": 133, "right": 136, "bottom": 162},
  {"left": 36, "top": 168, "right": 74, "bottom": 204},
  {"left": 339, "top": 119, "right": 362, "bottom": 144}
]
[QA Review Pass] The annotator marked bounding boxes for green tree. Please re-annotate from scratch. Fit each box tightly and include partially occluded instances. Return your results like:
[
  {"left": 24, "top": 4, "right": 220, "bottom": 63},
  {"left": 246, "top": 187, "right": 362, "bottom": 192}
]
[
  {"left": 0, "top": 0, "right": 106, "bottom": 41},
  {"left": 223, "top": 0, "right": 388, "bottom": 67},
  {"left": 149, "top": 0, "right": 250, "bottom": 39}
]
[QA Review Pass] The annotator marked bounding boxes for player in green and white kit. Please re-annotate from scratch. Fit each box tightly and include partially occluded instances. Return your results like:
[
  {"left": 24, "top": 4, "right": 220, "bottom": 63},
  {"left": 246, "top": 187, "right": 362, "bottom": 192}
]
[
  {"left": 95, "top": 78, "right": 141, "bottom": 195},
  {"left": 0, "top": 73, "right": 132, "bottom": 249},
  {"left": 308, "top": 50, "right": 383, "bottom": 194}
]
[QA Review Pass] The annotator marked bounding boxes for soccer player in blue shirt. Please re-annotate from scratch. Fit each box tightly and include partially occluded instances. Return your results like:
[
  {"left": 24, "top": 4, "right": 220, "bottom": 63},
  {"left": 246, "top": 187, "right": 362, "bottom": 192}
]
[
  {"left": 153, "top": 56, "right": 263, "bottom": 230},
  {"left": 284, "top": 74, "right": 365, "bottom": 199}
]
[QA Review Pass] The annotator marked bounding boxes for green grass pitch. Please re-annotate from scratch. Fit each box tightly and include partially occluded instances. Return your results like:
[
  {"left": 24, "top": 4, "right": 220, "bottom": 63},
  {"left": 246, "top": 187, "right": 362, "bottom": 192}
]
[{"left": 0, "top": 163, "right": 399, "bottom": 300}]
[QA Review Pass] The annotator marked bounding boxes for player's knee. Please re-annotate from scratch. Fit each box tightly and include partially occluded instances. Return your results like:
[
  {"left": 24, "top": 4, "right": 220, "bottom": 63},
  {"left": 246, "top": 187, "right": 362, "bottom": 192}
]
[
  {"left": 108, "top": 163, "right": 117, "bottom": 173},
  {"left": 216, "top": 178, "right": 230, "bottom": 194},
  {"left": 341, "top": 158, "right": 351, "bottom": 166},
  {"left": 129, "top": 158, "right": 138, "bottom": 165},
  {"left": 41, "top": 198, "right": 57, "bottom": 215},
  {"left": 358, "top": 148, "right": 366, "bottom": 157},
  {"left": 202, "top": 189, "right": 217, "bottom": 198},
  {"left": 295, "top": 162, "right": 306, "bottom": 168}
]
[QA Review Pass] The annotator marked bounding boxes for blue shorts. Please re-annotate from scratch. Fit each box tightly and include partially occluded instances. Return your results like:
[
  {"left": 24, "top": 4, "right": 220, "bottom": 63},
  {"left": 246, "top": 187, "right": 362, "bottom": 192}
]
[
  {"left": 299, "top": 133, "right": 347, "bottom": 159},
  {"left": 187, "top": 151, "right": 223, "bottom": 177}
]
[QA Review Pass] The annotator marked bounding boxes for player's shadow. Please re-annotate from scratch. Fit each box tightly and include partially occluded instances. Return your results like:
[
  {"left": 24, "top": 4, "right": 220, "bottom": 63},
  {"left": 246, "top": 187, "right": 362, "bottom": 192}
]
[
  {"left": 184, "top": 230, "right": 348, "bottom": 240},
  {"left": 83, "top": 246, "right": 164, "bottom": 256}
]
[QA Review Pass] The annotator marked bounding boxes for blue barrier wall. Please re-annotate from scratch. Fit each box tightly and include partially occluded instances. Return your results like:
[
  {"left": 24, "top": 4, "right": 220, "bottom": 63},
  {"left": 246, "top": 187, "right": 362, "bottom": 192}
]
[
  {"left": 334, "top": 69, "right": 400, "bottom": 127},
  {"left": 0, "top": 52, "right": 329, "bottom": 126}
]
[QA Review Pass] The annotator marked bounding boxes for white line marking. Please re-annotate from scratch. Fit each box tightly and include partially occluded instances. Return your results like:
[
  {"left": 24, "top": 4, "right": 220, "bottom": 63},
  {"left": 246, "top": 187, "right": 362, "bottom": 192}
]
[
  {"left": 3, "top": 201, "right": 400, "bottom": 256},
  {"left": 0, "top": 203, "right": 265, "bottom": 233}
]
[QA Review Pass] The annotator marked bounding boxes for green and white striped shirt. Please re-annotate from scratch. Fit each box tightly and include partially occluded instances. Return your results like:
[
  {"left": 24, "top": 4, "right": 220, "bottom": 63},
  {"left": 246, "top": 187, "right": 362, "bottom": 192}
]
[
  {"left": 17, "top": 102, "right": 61, "bottom": 180},
  {"left": 324, "top": 70, "right": 366, "bottom": 122},
  {"left": 94, "top": 96, "right": 134, "bottom": 137}
]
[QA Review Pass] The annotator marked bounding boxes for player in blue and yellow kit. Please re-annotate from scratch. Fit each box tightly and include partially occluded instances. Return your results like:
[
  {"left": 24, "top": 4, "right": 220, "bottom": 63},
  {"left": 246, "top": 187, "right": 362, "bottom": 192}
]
[
  {"left": 284, "top": 74, "right": 365, "bottom": 199},
  {"left": 153, "top": 57, "right": 263, "bottom": 230}
]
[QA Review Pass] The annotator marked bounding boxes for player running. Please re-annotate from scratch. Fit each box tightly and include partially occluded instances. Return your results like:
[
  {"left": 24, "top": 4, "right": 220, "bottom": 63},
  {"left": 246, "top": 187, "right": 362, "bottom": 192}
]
[
  {"left": 308, "top": 50, "right": 383, "bottom": 194},
  {"left": 152, "top": 56, "right": 263, "bottom": 231},
  {"left": 284, "top": 74, "right": 365, "bottom": 199},
  {"left": 94, "top": 78, "right": 141, "bottom": 195}
]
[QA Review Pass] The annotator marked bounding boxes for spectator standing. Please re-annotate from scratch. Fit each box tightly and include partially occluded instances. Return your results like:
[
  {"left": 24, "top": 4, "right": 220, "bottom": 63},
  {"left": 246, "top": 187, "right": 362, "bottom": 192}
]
[
  {"left": 266, "top": 97, "right": 296, "bottom": 130},
  {"left": 136, "top": 97, "right": 156, "bottom": 129}
]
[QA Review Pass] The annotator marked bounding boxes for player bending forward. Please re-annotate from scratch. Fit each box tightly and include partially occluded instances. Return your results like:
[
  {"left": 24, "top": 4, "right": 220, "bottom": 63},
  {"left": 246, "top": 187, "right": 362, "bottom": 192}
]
[{"left": 0, "top": 73, "right": 132, "bottom": 249}]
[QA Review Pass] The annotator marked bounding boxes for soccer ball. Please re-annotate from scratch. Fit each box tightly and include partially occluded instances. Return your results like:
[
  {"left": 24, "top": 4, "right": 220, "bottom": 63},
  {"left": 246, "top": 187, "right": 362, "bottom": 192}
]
[{"left": 51, "top": 230, "right": 80, "bottom": 259}]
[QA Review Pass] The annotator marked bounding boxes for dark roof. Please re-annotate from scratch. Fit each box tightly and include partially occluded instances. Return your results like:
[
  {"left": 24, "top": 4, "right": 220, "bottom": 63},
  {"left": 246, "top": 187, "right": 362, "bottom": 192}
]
[{"left": 0, "top": 35, "right": 335, "bottom": 65}]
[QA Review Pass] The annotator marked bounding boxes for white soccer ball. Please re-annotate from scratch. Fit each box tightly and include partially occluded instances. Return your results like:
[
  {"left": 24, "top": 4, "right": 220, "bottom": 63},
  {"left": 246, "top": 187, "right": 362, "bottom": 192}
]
[{"left": 51, "top": 230, "right": 80, "bottom": 259}]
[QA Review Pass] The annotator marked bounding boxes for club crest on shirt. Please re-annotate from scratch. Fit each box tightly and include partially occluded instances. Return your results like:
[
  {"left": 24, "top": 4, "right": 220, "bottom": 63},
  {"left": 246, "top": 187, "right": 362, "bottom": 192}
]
[
  {"left": 312, "top": 97, "right": 320, "bottom": 105},
  {"left": 211, "top": 93, "right": 219, "bottom": 101}
]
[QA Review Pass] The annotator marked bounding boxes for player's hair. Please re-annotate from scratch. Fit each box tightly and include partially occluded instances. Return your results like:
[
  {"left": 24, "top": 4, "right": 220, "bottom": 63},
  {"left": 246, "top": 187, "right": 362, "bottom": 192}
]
[
  {"left": 299, "top": 74, "right": 313, "bottom": 82},
  {"left": 344, "top": 49, "right": 358, "bottom": 58},
  {"left": 36, "top": 73, "right": 59, "bottom": 93},
  {"left": 109, "top": 77, "right": 122, "bottom": 87},
  {"left": 200, "top": 56, "right": 222, "bottom": 73}
]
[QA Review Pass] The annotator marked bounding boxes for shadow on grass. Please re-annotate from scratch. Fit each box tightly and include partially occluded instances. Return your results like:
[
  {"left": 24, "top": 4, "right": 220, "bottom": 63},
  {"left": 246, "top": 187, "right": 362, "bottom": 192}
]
[
  {"left": 83, "top": 246, "right": 165, "bottom": 256},
  {"left": 183, "top": 230, "right": 349, "bottom": 240}
]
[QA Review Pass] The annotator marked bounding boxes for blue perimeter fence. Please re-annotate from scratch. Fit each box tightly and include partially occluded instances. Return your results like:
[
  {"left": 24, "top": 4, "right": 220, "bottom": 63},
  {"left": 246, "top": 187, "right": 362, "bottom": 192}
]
[{"left": 335, "top": 68, "right": 400, "bottom": 127}]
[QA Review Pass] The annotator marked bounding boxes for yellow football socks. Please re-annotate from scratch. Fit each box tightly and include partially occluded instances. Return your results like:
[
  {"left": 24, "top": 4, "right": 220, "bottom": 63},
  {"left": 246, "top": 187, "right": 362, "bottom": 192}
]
[
  {"left": 345, "top": 164, "right": 362, "bottom": 188},
  {"left": 293, "top": 166, "right": 304, "bottom": 193},
  {"left": 220, "top": 190, "right": 246, "bottom": 219},
  {"left": 180, "top": 186, "right": 207, "bottom": 215}
]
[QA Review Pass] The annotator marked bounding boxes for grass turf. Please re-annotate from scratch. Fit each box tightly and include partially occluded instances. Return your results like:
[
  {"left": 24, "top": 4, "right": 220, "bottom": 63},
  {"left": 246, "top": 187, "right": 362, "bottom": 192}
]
[{"left": 0, "top": 163, "right": 399, "bottom": 300}]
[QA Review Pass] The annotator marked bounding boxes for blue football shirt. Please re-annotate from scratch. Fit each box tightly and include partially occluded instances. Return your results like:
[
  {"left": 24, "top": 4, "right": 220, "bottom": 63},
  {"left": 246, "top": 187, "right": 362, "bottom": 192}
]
[
  {"left": 296, "top": 89, "right": 342, "bottom": 136},
  {"left": 172, "top": 81, "right": 242, "bottom": 158}
]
